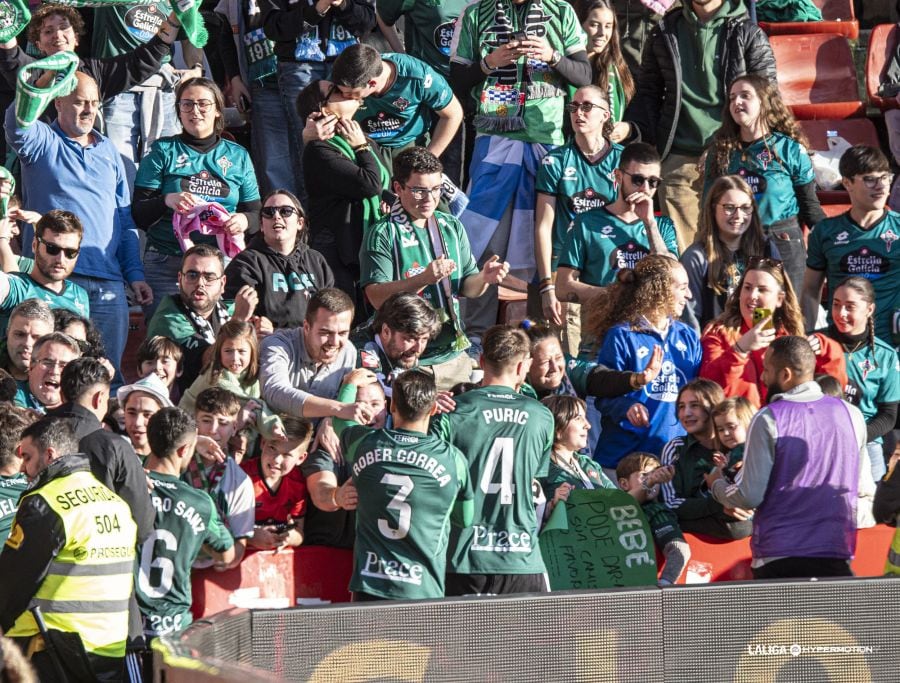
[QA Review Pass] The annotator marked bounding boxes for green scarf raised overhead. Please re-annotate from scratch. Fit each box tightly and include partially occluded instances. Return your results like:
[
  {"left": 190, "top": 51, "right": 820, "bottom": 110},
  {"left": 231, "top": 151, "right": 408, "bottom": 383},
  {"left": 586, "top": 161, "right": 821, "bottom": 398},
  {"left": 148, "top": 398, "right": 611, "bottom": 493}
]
[
  {"left": 15, "top": 51, "right": 79, "bottom": 128},
  {"left": 471, "top": 0, "right": 567, "bottom": 133},
  {"left": 54, "top": 0, "right": 208, "bottom": 47},
  {"left": 0, "top": 0, "right": 30, "bottom": 44},
  {"left": 0, "top": 166, "right": 14, "bottom": 219},
  {"left": 326, "top": 136, "right": 390, "bottom": 230}
]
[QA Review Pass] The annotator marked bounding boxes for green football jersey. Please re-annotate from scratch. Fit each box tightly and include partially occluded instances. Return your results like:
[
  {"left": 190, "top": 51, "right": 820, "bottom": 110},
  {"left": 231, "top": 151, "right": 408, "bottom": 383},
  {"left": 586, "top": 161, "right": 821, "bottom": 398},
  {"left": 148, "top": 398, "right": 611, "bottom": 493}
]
[
  {"left": 360, "top": 208, "right": 479, "bottom": 364},
  {"left": 92, "top": 3, "right": 175, "bottom": 61},
  {"left": 560, "top": 207, "right": 679, "bottom": 286},
  {"left": 0, "top": 273, "right": 90, "bottom": 336},
  {"left": 343, "top": 425, "right": 472, "bottom": 600},
  {"left": 377, "top": 0, "right": 468, "bottom": 77},
  {"left": 431, "top": 385, "right": 554, "bottom": 575},
  {"left": 136, "top": 472, "right": 233, "bottom": 637},
  {"left": 807, "top": 211, "right": 900, "bottom": 341},
  {"left": 0, "top": 473, "right": 26, "bottom": 546},
  {"left": 535, "top": 140, "right": 622, "bottom": 268},
  {"left": 842, "top": 336, "right": 900, "bottom": 427}
]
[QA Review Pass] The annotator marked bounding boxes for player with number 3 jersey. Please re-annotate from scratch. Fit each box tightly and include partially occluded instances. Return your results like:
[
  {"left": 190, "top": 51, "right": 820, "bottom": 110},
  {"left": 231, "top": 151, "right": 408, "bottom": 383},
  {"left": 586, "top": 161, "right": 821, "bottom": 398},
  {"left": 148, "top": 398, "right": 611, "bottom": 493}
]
[
  {"left": 135, "top": 409, "right": 234, "bottom": 637},
  {"left": 336, "top": 369, "right": 473, "bottom": 600},
  {"left": 431, "top": 325, "right": 555, "bottom": 595}
]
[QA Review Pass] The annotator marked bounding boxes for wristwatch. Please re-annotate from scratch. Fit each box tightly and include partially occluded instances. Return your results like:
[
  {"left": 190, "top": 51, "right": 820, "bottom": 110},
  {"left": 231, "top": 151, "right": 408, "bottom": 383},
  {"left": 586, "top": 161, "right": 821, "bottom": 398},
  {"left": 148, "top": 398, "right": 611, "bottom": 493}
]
[{"left": 548, "top": 49, "right": 562, "bottom": 67}]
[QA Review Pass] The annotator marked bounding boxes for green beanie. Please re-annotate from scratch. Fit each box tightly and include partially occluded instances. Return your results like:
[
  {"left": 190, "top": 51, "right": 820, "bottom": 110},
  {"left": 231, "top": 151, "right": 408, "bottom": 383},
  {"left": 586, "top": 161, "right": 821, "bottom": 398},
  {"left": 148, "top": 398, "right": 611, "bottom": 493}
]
[{"left": 15, "top": 51, "right": 80, "bottom": 128}]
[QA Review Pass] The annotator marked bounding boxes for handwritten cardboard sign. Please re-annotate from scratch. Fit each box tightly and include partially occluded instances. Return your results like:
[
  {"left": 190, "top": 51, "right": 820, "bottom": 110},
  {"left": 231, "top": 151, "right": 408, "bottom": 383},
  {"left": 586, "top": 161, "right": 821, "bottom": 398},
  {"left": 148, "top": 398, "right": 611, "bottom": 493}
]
[{"left": 540, "top": 488, "right": 657, "bottom": 590}]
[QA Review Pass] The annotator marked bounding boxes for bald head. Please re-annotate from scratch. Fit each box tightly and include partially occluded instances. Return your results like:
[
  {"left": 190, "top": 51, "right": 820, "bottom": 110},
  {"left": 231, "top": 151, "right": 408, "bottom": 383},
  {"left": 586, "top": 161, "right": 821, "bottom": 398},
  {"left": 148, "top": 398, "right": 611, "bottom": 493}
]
[{"left": 54, "top": 72, "right": 99, "bottom": 141}]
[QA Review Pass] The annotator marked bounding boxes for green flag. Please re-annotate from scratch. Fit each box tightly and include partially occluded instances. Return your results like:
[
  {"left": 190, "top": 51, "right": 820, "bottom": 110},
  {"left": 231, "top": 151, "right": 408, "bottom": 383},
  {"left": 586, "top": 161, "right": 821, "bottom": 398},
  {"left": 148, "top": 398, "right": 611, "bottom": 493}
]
[{"left": 540, "top": 488, "right": 658, "bottom": 590}]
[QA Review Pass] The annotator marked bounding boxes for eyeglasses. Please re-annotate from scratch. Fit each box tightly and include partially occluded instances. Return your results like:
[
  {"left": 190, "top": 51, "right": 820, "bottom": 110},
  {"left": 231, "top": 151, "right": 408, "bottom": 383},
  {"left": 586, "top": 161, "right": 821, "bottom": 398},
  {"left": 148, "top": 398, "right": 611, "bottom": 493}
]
[
  {"left": 36, "top": 235, "right": 79, "bottom": 259},
  {"left": 859, "top": 174, "right": 894, "bottom": 189},
  {"left": 747, "top": 256, "right": 784, "bottom": 273},
  {"left": 404, "top": 185, "right": 443, "bottom": 200},
  {"left": 261, "top": 205, "right": 300, "bottom": 219},
  {"left": 622, "top": 170, "right": 662, "bottom": 189},
  {"left": 565, "top": 101, "right": 609, "bottom": 115},
  {"left": 36, "top": 358, "right": 68, "bottom": 371},
  {"left": 181, "top": 270, "right": 222, "bottom": 283},
  {"left": 177, "top": 99, "right": 214, "bottom": 113},
  {"left": 718, "top": 203, "right": 753, "bottom": 217}
]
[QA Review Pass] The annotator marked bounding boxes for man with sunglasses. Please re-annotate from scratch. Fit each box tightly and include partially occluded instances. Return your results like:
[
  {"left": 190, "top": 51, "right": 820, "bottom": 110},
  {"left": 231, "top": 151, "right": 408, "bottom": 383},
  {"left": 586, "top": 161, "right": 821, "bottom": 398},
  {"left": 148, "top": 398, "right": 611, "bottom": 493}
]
[
  {"left": 360, "top": 147, "right": 509, "bottom": 390},
  {"left": 557, "top": 142, "right": 678, "bottom": 306},
  {"left": 147, "top": 244, "right": 259, "bottom": 392},
  {"left": 0, "top": 210, "right": 88, "bottom": 334}
]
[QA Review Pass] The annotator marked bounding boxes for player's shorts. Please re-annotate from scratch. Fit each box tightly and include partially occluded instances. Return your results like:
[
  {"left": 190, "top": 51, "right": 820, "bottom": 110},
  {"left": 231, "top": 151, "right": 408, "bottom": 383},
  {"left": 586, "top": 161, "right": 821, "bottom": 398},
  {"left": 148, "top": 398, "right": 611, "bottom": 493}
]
[{"left": 444, "top": 572, "right": 548, "bottom": 597}]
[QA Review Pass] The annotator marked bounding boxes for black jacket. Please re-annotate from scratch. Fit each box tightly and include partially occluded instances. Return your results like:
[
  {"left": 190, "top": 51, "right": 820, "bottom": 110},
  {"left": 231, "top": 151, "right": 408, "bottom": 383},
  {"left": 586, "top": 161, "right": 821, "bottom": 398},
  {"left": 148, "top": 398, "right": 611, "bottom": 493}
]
[
  {"left": 45, "top": 403, "right": 154, "bottom": 543},
  {"left": 223, "top": 233, "right": 334, "bottom": 329},
  {"left": 262, "top": 0, "right": 375, "bottom": 64},
  {"left": 625, "top": 7, "right": 776, "bottom": 159}
]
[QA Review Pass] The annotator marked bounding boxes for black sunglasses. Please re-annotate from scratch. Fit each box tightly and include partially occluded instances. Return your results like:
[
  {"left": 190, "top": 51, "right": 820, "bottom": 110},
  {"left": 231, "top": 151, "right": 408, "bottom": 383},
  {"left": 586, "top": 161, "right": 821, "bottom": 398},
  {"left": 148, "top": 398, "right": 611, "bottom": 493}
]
[
  {"left": 36, "top": 235, "right": 80, "bottom": 259},
  {"left": 261, "top": 206, "right": 301, "bottom": 219},
  {"left": 621, "top": 170, "right": 662, "bottom": 189}
]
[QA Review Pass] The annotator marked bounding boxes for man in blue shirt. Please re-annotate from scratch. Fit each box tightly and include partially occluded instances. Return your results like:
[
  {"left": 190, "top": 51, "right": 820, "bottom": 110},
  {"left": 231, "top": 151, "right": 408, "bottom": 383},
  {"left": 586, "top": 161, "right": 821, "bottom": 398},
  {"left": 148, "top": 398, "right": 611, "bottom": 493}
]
[{"left": 5, "top": 71, "right": 152, "bottom": 385}]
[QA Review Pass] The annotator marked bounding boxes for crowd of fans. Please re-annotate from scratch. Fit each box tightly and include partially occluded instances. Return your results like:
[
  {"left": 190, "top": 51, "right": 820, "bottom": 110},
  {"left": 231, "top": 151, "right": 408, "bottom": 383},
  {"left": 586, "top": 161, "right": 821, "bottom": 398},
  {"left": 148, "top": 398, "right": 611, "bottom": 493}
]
[{"left": 0, "top": 0, "right": 894, "bottom": 680}]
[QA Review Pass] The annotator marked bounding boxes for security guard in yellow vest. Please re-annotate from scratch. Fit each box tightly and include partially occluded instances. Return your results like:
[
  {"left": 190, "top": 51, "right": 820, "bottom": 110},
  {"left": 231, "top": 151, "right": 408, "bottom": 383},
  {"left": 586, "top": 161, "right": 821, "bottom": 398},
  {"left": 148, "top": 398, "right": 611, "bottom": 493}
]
[{"left": 0, "top": 418, "right": 137, "bottom": 682}]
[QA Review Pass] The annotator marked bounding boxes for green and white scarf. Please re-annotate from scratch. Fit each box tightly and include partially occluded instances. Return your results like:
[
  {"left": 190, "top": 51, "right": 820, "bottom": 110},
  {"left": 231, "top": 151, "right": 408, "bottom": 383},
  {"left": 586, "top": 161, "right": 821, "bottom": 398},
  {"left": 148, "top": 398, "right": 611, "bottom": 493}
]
[
  {"left": 54, "top": 0, "right": 208, "bottom": 47},
  {"left": 474, "top": 0, "right": 566, "bottom": 133},
  {"left": 0, "top": 166, "right": 14, "bottom": 219},
  {"left": 326, "top": 135, "right": 389, "bottom": 231},
  {"left": 15, "top": 51, "right": 79, "bottom": 128},
  {"left": 0, "top": 0, "right": 29, "bottom": 44}
]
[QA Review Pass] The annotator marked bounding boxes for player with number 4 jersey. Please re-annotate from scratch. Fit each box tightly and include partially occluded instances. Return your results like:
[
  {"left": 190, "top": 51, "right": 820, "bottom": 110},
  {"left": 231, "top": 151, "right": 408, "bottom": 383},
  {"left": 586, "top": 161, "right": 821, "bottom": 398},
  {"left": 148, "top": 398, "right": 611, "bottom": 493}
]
[
  {"left": 431, "top": 326, "right": 554, "bottom": 595},
  {"left": 135, "top": 409, "right": 234, "bottom": 637},
  {"left": 336, "top": 369, "right": 473, "bottom": 600}
]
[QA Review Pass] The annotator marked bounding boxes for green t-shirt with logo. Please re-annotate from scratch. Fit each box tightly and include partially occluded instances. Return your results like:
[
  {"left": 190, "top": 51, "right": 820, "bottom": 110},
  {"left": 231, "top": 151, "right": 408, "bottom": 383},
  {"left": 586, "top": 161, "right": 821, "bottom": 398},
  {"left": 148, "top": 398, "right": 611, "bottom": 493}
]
[
  {"left": 353, "top": 53, "right": 454, "bottom": 148},
  {"left": 841, "top": 336, "right": 900, "bottom": 431},
  {"left": 343, "top": 425, "right": 472, "bottom": 599},
  {"left": 92, "top": 3, "right": 176, "bottom": 62},
  {"left": 136, "top": 472, "right": 234, "bottom": 637},
  {"left": 807, "top": 211, "right": 900, "bottom": 340},
  {"left": 377, "top": 0, "right": 468, "bottom": 77},
  {"left": 0, "top": 473, "right": 27, "bottom": 546},
  {"left": 559, "top": 207, "right": 679, "bottom": 286},
  {"left": 431, "top": 385, "right": 554, "bottom": 575},
  {"left": 450, "top": 0, "right": 587, "bottom": 146},
  {"left": 0, "top": 273, "right": 90, "bottom": 336},
  {"left": 360, "top": 208, "right": 479, "bottom": 365},
  {"left": 535, "top": 140, "right": 622, "bottom": 268},
  {"left": 135, "top": 137, "right": 261, "bottom": 255},
  {"left": 709, "top": 132, "right": 815, "bottom": 228}
]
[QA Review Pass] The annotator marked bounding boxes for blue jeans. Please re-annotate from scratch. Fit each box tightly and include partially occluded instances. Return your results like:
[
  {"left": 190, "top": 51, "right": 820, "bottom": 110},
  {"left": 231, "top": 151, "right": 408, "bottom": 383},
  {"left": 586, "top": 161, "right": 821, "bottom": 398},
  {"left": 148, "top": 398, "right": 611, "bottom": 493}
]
[
  {"left": 103, "top": 88, "right": 180, "bottom": 190},
  {"left": 250, "top": 79, "right": 295, "bottom": 198},
  {"left": 141, "top": 250, "right": 182, "bottom": 322},
  {"left": 69, "top": 274, "right": 128, "bottom": 389},
  {"left": 867, "top": 441, "right": 886, "bottom": 483},
  {"left": 276, "top": 61, "right": 330, "bottom": 204}
]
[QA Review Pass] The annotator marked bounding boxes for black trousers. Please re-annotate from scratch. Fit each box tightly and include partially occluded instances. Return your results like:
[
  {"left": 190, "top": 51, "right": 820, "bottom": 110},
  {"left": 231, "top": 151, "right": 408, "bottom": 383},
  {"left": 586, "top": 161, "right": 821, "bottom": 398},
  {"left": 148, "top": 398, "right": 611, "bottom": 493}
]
[{"left": 752, "top": 557, "right": 853, "bottom": 580}]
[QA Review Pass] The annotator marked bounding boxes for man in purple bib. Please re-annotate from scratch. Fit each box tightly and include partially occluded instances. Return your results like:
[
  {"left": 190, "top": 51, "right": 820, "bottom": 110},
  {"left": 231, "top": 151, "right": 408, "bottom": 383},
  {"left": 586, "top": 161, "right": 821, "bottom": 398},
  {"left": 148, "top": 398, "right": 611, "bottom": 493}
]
[{"left": 706, "top": 335, "right": 874, "bottom": 579}]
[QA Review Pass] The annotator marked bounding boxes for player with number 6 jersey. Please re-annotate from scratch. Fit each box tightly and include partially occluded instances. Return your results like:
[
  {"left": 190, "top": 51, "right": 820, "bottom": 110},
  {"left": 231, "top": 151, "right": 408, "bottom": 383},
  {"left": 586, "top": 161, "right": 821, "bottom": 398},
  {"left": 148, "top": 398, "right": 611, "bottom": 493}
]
[
  {"left": 336, "top": 369, "right": 473, "bottom": 600},
  {"left": 135, "top": 409, "right": 234, "bottom": 638},
  {"left": 431, "top": 325, "right": 555, "bottom": 595}
]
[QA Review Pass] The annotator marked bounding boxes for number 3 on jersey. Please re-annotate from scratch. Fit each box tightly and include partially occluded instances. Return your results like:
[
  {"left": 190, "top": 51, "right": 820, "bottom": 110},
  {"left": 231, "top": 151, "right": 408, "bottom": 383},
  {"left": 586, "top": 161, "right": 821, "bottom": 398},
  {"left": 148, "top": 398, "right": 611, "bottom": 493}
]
[
  {"left": 480, "top": 437, "right": 515, "bottom": 505},
  {"left": 378, "top": 474, "right": 414, "bottom": 540}
]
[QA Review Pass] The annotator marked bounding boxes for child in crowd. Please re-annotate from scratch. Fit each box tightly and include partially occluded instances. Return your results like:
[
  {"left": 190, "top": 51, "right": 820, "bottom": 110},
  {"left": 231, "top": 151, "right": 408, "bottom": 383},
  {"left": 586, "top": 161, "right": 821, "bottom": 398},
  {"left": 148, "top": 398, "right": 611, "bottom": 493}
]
[
  {"left": 539, "top": 395, "right": 615, "bottom": 519},
  {"left": 188, "top": 387, "right": 256, "bottom": 569},
  {"left": 179, "top": 320, "right": 284, "bottom": 445},
  {"left": 242, "top": 416, "right": 313, "bottom": 551},
  {"left": 616, "top": 452, "right": 689, "bottom": 586},
  {"left": 136, "top": 335, "right": 184, "bottom": 396},
  {"left": 710, "top": 396, "right": 755, "bottom": 481},
  {"left": 816, "top": 373, "right": 845, "bottom": 398},
  {"left": 660, "top": 379, "right": 753, "bottom": 540},
  {"left": 117, "top": 373, "right": 173, "bottom": 460}
]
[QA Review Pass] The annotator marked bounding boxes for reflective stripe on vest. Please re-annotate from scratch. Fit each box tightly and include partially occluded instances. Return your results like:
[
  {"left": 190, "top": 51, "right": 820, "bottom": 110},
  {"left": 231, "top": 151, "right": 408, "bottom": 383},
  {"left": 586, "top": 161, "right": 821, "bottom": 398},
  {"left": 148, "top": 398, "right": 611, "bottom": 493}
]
[
  {"left": 6, "top": 469, "right": 137, "bottom": 659},
  {"left": 885, "top": 528, "right": 900, "bottom": 575}
]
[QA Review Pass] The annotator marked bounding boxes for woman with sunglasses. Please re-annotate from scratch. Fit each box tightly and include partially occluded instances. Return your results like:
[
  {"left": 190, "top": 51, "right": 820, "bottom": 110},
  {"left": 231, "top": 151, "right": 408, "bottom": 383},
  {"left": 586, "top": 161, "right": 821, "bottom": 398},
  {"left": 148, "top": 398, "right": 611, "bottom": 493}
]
[
  {"left": 681, "top": 175, "right": 780, "bottom": 332},
  {"left": 534, "top": 85, "right": 621, "bottom": 345},
  {"left": 703, "top": 74, "right": 825, "bottom": 292},
  {"left": 223, "top": 189, "right": 333, "bottom": 330},
  {"left": 296, "top": 79, "right": 390, "bottom": 317},
  {"left": 133, "top": 77, "right": 261, "bottom": 317},
  {"left": 699, "top": 257, "right": 846, "bottom": 409}
]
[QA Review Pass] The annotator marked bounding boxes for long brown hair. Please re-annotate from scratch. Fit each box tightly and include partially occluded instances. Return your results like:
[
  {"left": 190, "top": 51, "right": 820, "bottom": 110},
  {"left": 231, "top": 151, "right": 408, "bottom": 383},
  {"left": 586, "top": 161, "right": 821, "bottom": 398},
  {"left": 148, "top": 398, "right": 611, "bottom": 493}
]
[
  {"left": 206, "top": 319, "right": 260, "bottom": 386},
  {"left": 577, "top": 0, "right": 635, "bottom": 105},
  {"left": 707, "top": 74, "right": 809, "bottom": 178},
  {"left": 706, "top": 260, "right": 804, "bottom": 341},
  {"left": 832, "top": 276, "right": 877, "bottom": 359},
  {"left": 696, "top": 175, "right": 767, "bottom": 295},
  {"left": 586, "top": 255, "right": 680, "bottom": 342}
]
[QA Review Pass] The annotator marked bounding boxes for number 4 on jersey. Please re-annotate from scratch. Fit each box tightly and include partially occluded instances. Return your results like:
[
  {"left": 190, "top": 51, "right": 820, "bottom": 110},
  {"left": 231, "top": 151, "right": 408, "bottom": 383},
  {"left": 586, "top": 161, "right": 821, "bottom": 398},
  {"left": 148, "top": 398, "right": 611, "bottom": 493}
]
[{"left": 480, "top": 437, "right": 515, "bottom": 505}]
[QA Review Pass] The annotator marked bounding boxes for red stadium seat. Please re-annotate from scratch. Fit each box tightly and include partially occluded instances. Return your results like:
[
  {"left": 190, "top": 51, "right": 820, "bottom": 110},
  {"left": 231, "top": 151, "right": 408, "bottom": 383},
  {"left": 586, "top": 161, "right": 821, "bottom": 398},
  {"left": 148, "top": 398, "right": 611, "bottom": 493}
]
[
  {"left": 866, "top": 23, "right": 900, "bottom": 112},
  {"left": 760, "top": 0, "right": 859, "bottom": 40},
  {"left": 799, "top": 118, "right": 880, "bottom": 204},
  {"left": 770, "top": 34, "right": 865, "bottom": 120}
]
